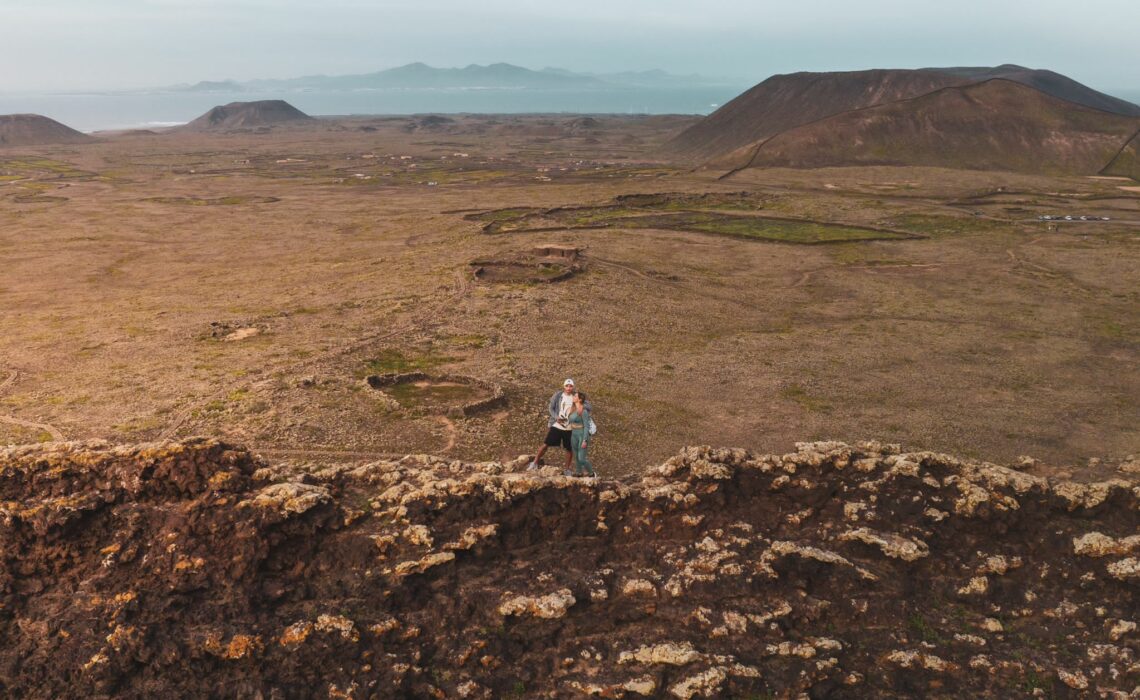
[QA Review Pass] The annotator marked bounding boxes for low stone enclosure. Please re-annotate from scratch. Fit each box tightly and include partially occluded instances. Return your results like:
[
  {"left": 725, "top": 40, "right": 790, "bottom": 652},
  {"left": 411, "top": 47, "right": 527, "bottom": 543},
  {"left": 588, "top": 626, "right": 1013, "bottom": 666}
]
[
  {"left": 366, "top": 372, "right": 506, "bottom": 417},
  {"left": 464, "top": 194, "right": 922, "bottom": 244},
  {"left": 469, "top": 245, "right": 583, "bottom": 284}
]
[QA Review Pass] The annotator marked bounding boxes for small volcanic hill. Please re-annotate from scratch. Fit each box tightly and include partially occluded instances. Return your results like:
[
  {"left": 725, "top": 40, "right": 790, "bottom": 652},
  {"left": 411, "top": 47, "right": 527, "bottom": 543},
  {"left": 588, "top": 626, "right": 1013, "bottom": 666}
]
[
  {"left": 718, "top": 79, "right": 1140, "bottom": 175},
  {"left": 181, "top": 100, "right": 312, "bottom": 131},
  {"left": 0, "top": 114, "right": 92, "bottom": 147},
  {"left": 664, "top": 65, "right": 1140, "bottom": 170},
  {"left": 1103, "top": 129, "right": 1140, "bottom": 180},
  {"left": 2, "top": 439, "right": 1138, "bottom": 697}
]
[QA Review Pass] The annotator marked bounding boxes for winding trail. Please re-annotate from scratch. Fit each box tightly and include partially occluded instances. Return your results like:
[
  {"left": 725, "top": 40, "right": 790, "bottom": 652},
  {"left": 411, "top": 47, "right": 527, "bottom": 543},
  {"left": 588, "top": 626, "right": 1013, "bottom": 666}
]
[
  {"left": 436, "top": 416, "right": 458, "bottom": 453},
  {"left": 0, "top": 369, "right": 65, "bottom": 441}
]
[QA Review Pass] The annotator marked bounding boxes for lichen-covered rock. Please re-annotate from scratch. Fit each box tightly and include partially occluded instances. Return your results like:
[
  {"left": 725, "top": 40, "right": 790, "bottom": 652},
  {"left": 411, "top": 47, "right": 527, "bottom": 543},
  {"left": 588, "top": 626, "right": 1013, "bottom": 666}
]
[
  {"left": 497, "top": 589, "right": 575, "bottom": 619},
  {"left": 837, "top": 527, "right": 930, "bottom": 561},
  {"left": 0, "top": 438, "right": 1137, "bottom": 698},
  {"left": 619, "top": 642, "right": 701, "bottom": 666},
  {"left": 1073, "top": 531, "right": 1140, "bottom": 557},
  {"left": 242, "top": 482, "right": 331, "bottom": 516}
]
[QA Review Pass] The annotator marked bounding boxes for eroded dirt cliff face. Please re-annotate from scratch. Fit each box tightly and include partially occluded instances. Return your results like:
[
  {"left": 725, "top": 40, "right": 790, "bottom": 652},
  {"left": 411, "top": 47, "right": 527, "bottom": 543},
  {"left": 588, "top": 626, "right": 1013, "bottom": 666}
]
[{"left": 1, "top": 439, "right": 1138, "bottom": 698}]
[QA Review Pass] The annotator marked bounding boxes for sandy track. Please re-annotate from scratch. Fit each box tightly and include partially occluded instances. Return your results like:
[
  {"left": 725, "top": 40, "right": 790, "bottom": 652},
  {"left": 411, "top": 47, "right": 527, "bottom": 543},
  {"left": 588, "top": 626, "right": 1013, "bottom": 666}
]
[
  {"left": 0, "top": 369, "right": 65, "bottom": 441},
  {"left": 437, "top": 416, "right": 458, "bottom": 453}
]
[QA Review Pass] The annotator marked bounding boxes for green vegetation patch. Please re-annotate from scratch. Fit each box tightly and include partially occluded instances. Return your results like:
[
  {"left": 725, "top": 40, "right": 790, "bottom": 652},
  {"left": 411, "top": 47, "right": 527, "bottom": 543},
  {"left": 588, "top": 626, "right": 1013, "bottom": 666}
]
[
  {"left": 780, "top": 383, "right": 833, "bottom": 413},
  {"left": 359, "top": 348, "right": 455, "bottom": 378},
  {"left": 645, "top": 212, "right": 912, "bottom": 244},
  {"left": 0, "top": 157, "right": 92, "bottom": 178},
  {"left": 465, "top": 207, "right": 545, "bottom": 223},
  {"left": 890, "top": 213, "right": 1011, "bottom": 237},
  {"left": 469, "top": 193, "right": 912, "bottom": 244},
  {"left": 142, "top": 195, "right": 280, "bottom": 206},
  {"left": 11, "top": 194, "right": 68, "bottom": 204},
  {"left": 385, "top": 380, "right": 480, "bottom": 408}
]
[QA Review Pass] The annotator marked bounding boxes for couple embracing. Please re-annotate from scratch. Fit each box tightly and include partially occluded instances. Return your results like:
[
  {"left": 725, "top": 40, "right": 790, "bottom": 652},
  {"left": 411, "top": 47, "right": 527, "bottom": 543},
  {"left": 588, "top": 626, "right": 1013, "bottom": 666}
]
[{"left": 527, "top": 378, "right": 595, "bottom": 477}]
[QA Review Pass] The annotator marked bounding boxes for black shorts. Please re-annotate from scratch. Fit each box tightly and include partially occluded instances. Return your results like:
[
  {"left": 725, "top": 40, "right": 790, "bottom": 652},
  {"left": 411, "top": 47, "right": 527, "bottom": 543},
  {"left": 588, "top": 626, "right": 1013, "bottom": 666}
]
[{"left": 543, "top": 426, "right": 572, "bottom": 450}]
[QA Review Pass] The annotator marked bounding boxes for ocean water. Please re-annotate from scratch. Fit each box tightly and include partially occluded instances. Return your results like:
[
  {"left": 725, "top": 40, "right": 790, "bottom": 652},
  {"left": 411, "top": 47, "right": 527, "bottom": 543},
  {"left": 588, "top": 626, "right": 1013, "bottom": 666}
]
[{"left": 0, "top": 87, "right": 745, "bottom": 133}]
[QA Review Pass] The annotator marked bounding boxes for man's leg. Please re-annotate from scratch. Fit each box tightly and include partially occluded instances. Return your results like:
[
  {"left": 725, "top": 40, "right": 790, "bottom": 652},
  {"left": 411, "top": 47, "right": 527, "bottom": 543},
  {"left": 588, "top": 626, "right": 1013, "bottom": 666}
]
[
  {"left": 528, "top": 444, "right": 547, "bottom": 470},
  {"left": 564, "top": 448, "right": 574, "bottom": 472}
]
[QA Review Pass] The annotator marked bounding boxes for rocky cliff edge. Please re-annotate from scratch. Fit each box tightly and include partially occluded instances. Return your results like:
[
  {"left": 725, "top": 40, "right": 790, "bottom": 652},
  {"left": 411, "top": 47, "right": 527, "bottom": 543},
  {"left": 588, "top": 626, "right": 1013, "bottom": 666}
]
[{"left": 1, "top": 439, "right": 1138, "bottom": 698}]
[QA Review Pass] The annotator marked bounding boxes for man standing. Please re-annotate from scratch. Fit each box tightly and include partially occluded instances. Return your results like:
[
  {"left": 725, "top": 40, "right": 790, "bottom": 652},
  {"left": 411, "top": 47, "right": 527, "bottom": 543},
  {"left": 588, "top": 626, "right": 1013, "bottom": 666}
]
[{"left": 527, "top": 378, "right": 591, "bottom": 471}]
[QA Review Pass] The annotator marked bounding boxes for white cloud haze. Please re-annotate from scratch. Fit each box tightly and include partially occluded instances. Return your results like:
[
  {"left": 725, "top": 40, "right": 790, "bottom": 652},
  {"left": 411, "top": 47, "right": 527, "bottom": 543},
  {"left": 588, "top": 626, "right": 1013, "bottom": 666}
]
[{"left": 1, "top": 0, "right": 1137, "bottom": 91}]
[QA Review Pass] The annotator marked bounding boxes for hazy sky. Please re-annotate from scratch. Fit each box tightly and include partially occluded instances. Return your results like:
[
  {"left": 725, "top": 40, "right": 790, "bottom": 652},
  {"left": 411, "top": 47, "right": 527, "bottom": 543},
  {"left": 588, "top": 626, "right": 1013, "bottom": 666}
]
[{"left": 2, "top": 0, "right": 1138, "bottom": 92}]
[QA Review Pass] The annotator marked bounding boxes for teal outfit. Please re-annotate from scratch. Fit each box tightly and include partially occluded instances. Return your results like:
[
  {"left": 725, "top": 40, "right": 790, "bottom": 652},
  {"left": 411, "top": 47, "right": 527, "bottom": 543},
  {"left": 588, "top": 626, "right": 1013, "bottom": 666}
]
[{"left": 567, "top": 408, "right": 595, "bottom": 476}]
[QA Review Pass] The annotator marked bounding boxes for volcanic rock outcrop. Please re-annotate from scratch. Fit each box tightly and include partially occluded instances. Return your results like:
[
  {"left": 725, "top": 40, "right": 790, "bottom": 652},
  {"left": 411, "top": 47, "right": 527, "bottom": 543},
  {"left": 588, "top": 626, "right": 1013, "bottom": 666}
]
[
  {"left": 181, "top": 100, "right": 312, "bottom": 131},
  {"left": 1, "top": 439, "right": 1138, "bottom": 698},
  {"left": 0, "top": 114, "right": 92, "bottom": 147}
]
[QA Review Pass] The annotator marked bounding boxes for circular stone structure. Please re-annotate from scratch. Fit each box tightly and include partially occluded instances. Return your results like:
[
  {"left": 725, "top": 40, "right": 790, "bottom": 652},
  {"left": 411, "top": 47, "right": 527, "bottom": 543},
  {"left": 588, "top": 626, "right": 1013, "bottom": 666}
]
[
  {"left": 469, "top": 259, "right": 579, "bottom": 284},
  {"left": 365, "top": 372, "right": 505, "bottom": 417}
]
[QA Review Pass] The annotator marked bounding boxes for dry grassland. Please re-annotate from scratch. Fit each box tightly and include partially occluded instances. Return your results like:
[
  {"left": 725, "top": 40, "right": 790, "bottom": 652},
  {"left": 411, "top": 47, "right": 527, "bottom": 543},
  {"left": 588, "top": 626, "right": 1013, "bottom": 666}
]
[{"left": 1, "top": 114, "right": 1137, "bottom": 475}]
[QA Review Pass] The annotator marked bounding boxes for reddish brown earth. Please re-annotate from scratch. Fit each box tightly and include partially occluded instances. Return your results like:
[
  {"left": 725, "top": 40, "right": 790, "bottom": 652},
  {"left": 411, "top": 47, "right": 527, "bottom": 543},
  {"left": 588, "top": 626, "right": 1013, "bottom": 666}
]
[
  {"left": 2, "top": 439, "right": 1138, "bottom": 698},
  {"left": 719, "top": 80, "right": 1140, "bottom": 175},
  {"left": 663, "top": 66, "right": 1140, "bottom": 175},
  {"left": 1104, "top": 130, "right": 1140, "bottom": 180},
  {"left": 929, "top": 65, "right": 1140, "bottom": 117},
  {"left": 0, "top": 114, "right": 93, "bottom": 147},
  {"left": 662, "top": 69, "right": 965, "bottom": 161},
  {"left": 181, "top": 100, "right": 313, "bottom": 131}
]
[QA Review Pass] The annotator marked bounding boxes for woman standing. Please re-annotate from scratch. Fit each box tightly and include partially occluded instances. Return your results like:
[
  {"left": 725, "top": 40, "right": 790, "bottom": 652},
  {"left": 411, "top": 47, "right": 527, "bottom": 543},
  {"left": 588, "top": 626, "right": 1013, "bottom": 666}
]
[{"left": 566, "top": 391, "right": 596, "bottom": 477}]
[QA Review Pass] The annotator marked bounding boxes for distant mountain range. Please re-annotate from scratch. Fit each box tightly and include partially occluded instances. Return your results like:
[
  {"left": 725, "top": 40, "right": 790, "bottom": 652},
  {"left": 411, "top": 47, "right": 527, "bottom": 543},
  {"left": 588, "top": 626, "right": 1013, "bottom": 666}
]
[{"left": 166, "top": 63, "right": 740, "bottom": 93}]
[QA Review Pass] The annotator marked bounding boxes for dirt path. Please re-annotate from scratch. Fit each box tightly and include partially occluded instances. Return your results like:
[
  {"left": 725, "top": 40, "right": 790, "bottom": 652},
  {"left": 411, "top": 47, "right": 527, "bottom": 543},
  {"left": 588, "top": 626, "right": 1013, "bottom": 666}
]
[
  {"left": 589, "top": 256, "right": 662, "bottom": 282},
  {"left": 436, "top": 416, "right": 458, "bottom": 453},
  {"left": 0, "top": 369, "right": 66, "bottom": 441}
]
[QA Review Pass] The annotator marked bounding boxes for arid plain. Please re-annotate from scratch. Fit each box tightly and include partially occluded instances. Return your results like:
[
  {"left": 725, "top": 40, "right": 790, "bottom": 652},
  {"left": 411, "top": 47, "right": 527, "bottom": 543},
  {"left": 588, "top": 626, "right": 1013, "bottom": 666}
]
[{"left": 1, "top": 114, "right": 1137, "bottom": 475}]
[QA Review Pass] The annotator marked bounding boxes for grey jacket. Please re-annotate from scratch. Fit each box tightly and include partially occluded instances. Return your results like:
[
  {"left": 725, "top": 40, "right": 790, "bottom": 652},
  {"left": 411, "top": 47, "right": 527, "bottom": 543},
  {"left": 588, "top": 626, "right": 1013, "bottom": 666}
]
[{"left": 548, "top": 390, "right": 592, "bottom": 428}]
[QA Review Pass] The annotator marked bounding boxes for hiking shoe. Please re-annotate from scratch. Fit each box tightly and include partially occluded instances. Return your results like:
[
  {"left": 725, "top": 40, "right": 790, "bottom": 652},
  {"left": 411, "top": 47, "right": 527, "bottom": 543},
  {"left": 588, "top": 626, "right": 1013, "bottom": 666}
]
[
  {"left": 563, "top": 469, "right": 576, "bottom": 477},
  {"left": 526, "top": 461, "right": 538, "bottom": 471}
]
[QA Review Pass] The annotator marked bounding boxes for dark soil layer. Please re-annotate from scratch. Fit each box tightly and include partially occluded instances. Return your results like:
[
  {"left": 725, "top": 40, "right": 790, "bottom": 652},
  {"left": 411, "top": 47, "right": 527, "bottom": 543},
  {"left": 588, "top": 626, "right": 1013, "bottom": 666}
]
[{"left": 2, "top": 439, "right": 1137, "bottom": 698}]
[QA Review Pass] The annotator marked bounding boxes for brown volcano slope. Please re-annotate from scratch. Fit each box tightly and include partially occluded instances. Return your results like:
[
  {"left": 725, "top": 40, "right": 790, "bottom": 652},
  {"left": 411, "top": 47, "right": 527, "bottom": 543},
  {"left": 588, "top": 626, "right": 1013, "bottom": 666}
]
[
  {"left": 2, "top": 439, "right": 1138, "bottom": 698},
  {"left": 181, "top": 100, "right": 312, "bottom": 131},
  {"left": 663, "top": 66, "right": 1140, "bottom": 164},
  {"left": 1102, "top": 129, "right": 1140, "bottom": 180},
  {"left": 662, "top": 69, "right": 966, "bottom": 161},
  {"left": 0, "top": 114, "right": 92, "bottom": 147},
  {"left": 928, "top": 64, "right": 1140, "bottom": 117},
  {"left": 720, "top": 80, "right": 1140, "bottom": 175}
]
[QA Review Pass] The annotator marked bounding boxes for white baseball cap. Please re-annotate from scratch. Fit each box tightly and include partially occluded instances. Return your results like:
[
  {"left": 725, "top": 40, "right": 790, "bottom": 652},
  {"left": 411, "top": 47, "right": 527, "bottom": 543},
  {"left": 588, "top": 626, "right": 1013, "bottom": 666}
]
[{"left": 563, "top": 378, "right": 575, "bottom": 386}]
